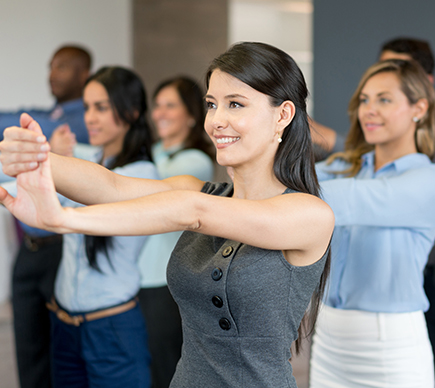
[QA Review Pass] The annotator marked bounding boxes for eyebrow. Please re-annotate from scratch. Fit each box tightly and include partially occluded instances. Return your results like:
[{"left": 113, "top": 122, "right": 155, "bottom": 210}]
[
  {"left": 83, "top": 100, "right": 111, "bottom": 108},
  {"left": 359, "top": 91, "right": 392, "bottom": 97},
  {"left": 205, "top": 93, "right": 249, "bottom": 100}
]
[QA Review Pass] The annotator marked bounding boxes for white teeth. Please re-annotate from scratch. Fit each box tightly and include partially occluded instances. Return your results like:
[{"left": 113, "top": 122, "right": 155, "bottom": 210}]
[{"left": 216, "top": 137, "right": 240, "bottom": 144}]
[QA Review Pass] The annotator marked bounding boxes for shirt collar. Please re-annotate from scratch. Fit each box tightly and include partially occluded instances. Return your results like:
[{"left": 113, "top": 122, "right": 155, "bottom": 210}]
[
  {"left": 362, "top": 150, "right": 432, "bottom": 174},
  {"left": 154, "top": 141, "right": 183, "bottom": 156}
]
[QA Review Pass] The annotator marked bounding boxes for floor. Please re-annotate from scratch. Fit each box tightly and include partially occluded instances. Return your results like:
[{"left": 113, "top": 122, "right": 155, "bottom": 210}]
[
  {"left": 0, "top": 302, "right": 19, "bottom": 388},
  {"left": 0, "top": 301, "right": 311, "bottom": 388}
]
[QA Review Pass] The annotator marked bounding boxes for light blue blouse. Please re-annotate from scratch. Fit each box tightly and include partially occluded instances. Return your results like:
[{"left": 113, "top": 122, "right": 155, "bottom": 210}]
[
  {"left": 317, "top": 151, "right": 435, "bottom": 313},
  {"left": 138, "top": 142, "right": 214, "bottom": 288},
  {"left": 55, "top": 154, "right": 159, "bottom": 312}
]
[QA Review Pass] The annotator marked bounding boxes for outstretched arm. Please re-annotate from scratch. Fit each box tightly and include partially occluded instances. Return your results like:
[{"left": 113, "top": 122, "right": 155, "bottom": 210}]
[
  {"left": 0, "top": 115, "right": 334, "bottom": 267},
  {"left": 0, "top": 114, "right": 204, "bottom": 205},
  {"left": 24, "top": 188, "right": 333, "bottom": 267},
  {"left": 309, "top": 118, "right": 338, "bottom": 152}
]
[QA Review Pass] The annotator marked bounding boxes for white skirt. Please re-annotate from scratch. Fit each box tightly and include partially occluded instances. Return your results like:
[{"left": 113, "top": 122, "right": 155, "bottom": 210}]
[{"left": 310, "top": 305, "right": 434, "bottom": 388}]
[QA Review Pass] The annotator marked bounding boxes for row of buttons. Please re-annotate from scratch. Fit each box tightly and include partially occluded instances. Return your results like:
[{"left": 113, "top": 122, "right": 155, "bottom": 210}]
[{"left": 211, "top": 246, "right": 234, "bottom": 331}]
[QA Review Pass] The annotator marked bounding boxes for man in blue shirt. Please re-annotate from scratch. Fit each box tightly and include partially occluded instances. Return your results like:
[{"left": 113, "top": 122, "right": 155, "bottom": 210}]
[
  {"left": 0, "top": 45, "right": 90, "bottom": 144},
  {"left": 8, "top": 45, "right": 92, "bottom": 388}
]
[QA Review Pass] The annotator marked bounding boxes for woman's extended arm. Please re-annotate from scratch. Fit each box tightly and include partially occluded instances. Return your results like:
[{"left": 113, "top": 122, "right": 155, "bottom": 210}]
[
  {"left": 1, "top": 153, "right": 333, "bottom": 268},
  {"left": 0, "top": 151, "right": 333, "bottom": 267},
  {"left": 49, "top": 152, "right": 202, "bottom": 205},
  {"left": 0, "top": 115, "right": 334, "bottom": 267},
  {"left": 320, "top": 166, "right": 435, "bottom": 228},
  {"left": 0, "top": 114, "right": 204, "bottom": 205}
]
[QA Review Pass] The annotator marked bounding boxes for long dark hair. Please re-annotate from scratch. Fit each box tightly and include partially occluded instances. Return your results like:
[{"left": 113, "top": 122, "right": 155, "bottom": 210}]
[
  {"left": 206, "top": 42, "right": 330, "bottom": 353},
  {"left": 153, "top": 76, "right": 215, "bottom": 159},
  {"left": 84, "top": 66, "right": 153, "bottom": 272}
]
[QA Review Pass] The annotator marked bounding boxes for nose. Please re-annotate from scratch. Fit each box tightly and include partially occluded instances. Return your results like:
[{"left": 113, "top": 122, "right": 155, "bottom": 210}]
[
  {"left": 84, "top": 106, "right": 97, "bottom": 125},
  {"left": 210, "top": 105, "right": 228, "bottom": 130},
  {"left": 152, "top": 105, "right": 164, "bottom": 121},
  {"left": 359, "top": 100, "right": 377, "bottom": 117}
]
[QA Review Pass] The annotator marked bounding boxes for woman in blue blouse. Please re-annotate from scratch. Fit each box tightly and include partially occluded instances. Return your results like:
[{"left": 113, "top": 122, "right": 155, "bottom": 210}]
[
  {"left": 311, "top": 59, "right": 435, "bottom": 387},
  {"left": 2, "top": 67, "right": 159, "bottom": 387},
  {"left": 53, "top": 67, "right": 158, "bottom": 387}
]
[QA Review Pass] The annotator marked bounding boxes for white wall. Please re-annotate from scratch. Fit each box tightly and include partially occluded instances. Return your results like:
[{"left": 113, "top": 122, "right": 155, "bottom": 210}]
[
  {"left": 229, "top": 0, "right": 313, "bottom": 112},
  {"left": 0, "top": 0, "right": 132, "bottom": 110}
]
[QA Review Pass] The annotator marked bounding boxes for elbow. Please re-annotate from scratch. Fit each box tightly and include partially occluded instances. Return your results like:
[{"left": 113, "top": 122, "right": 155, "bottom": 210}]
[
  {"left": 186, "top": 191, "right": 208, "bottom": 232},
  {"left": 186, "top": 218, "right": 201, "bottom": 231},
  {"left": 174, "top": 190, "right": 203, "bottom": 232}
]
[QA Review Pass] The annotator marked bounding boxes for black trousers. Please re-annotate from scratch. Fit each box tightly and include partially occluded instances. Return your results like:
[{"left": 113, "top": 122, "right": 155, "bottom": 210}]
[
  {"left": 138, "top": 286, "right": 182, "bottom": 388},
  {"left": 12, "top": 238, "right": 63, "bottom": 388}
]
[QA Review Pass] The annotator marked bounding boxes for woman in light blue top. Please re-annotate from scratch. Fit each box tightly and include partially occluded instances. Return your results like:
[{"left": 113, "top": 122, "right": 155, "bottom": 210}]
[
  {"left": 45, "top": 67, "right": 158, "bottom": 388},
  {"left": 138, "top": 76, "right": 214, "bottom": 388},
  {"left": 310, "top": 59, "right": 435, "bottom": 388}
]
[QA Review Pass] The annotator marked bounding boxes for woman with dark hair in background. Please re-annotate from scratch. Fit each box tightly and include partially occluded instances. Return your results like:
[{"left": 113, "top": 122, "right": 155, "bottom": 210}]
[
  {"left": 0, "top": 42, "right": 333, "bottom": 388},
  {"left": 3, "top": 66, "right": 158, "bottom": 387},
  {"left": 138, "top": 76, "right": 214, "bottom": 388},
  {"left": 311, "top": 59, "right": 435, "bottom": 387}
]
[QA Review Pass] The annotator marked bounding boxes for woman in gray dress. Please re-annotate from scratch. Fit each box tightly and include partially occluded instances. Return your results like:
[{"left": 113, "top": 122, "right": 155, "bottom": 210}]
[{"left": 0, "top": 42, "right": 334, "bottom": 388}]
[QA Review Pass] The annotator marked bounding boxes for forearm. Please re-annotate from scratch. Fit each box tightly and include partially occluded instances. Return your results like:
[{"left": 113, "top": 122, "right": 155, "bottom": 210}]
[
  {"left": 57, "top": 190, "right": 200, "bottom": 236},
  {"left": 320, "top": 168, "right": 435, "bottom": 228},
  {"left": 50, "top": 153, "right": 176, "bottom": 205},
  {"left": 309, "top": 118, "right": 337, "bottom": 152}
]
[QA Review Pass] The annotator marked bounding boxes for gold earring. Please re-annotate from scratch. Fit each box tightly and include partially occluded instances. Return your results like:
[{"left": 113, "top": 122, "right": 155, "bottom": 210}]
[{"left": 277, "top": 137, "right": 282, "bottom": 143}]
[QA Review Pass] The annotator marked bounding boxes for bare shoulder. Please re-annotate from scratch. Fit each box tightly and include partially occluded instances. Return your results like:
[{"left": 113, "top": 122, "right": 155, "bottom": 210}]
[
  {"left": 278, "top": 192, "right": 334, "bottom": 235},
  {"left": 277, "top": 192, "right": 334, "bottom": 267}
]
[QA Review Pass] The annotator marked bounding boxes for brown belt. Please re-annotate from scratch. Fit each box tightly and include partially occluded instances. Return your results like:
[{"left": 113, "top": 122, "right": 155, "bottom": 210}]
[{"left": 46, "top": 298, "right": 138, "bottom": 327}]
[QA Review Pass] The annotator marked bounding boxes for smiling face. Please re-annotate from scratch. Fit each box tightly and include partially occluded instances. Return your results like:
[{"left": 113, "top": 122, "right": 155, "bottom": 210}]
[
  {"left": 83, "top": 81, "right": 129, "bottom": 159},
  {"left": 358, "top": 71, "right": 423, "bottom": 156},
  {"left": 151, "top": 85, "right": 193, "bottom": 149},
  {"left": 204, "top": 69, "right": 290, "bottom": 170}
]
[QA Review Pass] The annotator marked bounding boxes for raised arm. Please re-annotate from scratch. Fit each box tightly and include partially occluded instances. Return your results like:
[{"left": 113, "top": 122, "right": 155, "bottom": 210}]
[
  {"left": 320, "top": 165, "right": 435, "bottom": 228},
  {"left": 41, "top": 189, "right": 334, "bottom": 267},
  {"left": 49, "top": 152, "right": 202, "bottom": 205},
  {"left": 0, "top": 114, "right": 334, "bottom": 267},
  {"left": 0, "top": 114, "right": 204, "bottom": 205},
  {"left": 0, "top": 152, "right": 333, "bottom": 268}
]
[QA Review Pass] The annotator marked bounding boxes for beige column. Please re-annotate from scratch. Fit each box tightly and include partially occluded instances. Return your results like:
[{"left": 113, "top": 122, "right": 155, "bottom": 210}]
[{"left": 133, "top": 0, "right": 228, "bottom": 95}]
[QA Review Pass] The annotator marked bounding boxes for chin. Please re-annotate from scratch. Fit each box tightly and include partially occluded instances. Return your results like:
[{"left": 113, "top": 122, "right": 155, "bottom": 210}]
[{"left": 89, "top": 138, "right": 102, "bottom": 147}]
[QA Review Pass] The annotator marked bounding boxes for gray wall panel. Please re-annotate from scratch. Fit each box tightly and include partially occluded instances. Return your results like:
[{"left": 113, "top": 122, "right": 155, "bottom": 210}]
[
  {"left": 313, "top": 0, "right": 435, "bottom": 136},
  {"left": 133, "top": 0, "right": 228, "bottom": 96}
]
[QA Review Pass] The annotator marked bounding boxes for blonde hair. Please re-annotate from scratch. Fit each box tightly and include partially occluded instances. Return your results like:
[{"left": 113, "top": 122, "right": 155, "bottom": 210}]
[{"left": 327, "top": 59, "right": 435, "bottom": 176}]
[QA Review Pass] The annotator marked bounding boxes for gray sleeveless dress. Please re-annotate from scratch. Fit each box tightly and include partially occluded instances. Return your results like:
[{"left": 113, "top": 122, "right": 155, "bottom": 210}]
[{"left": 167, "top": 182, "right": 327, "bottom": 388}]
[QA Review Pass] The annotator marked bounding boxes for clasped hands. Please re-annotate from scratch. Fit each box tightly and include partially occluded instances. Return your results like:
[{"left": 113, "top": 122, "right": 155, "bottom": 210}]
[{"left": 0, "top": 113, "right": 66, "bottom": 232}]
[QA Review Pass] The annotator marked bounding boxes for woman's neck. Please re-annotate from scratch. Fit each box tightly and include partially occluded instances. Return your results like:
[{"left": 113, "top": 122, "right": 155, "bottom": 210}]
[
  {"left": 161, "top": 131, "right": 189, "bottom": 150},
  {"left": 374, "top": 143, "right": 417, "bottom": 171},
  {"left": 103, "top": 142, "right": 123, "bottom": 161},
  {"left": 231, "top": 164, "right": 286, "bottom": 200}
]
